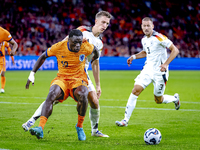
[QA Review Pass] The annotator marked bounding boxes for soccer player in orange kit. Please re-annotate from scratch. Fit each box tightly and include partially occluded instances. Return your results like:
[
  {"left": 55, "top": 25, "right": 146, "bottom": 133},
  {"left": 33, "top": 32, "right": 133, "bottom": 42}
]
[
  {"left": 25, "top": 29, "right": 99, "bottom": 141},
  {"left": 0, "top": 27, "right": 18, "bottom": 56},
  {"left": 0, "top": 41, "right": 15, "bottom": 93}
]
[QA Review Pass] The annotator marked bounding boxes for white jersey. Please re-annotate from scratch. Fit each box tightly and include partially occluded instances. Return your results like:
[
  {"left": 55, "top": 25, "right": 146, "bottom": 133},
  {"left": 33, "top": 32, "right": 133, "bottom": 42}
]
[
  {"left": 141, "top": 30, "right": 172, "bottom": 75},
  {"left": 77, "top": 26, "right": 103, "bottom": 71}
]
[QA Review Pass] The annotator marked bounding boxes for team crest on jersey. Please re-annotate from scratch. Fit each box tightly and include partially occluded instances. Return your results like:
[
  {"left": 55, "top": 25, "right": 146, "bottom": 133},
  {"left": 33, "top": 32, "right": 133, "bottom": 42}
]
[{"left": 79, "top": 54, "right": 85, "bottom": 62}]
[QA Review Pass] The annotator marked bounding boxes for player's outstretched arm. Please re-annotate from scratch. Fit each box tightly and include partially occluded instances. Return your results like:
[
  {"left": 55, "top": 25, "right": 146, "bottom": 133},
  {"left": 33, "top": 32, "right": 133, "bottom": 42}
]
[
  {"left": 25, "top": 52, "right": 48, "bottom": 89},
  {"left": 127, "top": 51, "right": 146, "bottom": 67}
]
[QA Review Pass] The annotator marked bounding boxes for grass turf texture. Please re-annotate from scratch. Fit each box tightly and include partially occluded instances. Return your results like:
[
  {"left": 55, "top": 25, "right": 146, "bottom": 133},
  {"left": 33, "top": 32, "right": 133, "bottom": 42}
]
[{"left": 0, "top": 70, "right": 199, "bottom": 150}]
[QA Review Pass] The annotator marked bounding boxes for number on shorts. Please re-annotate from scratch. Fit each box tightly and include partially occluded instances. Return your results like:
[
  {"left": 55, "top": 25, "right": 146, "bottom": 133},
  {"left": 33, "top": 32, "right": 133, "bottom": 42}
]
[{"left": 159, "top": 84, "right": 164, "bottom": 90}]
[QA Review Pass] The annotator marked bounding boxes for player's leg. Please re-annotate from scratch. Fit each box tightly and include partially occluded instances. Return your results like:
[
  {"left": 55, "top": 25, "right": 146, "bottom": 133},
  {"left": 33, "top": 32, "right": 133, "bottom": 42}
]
[
  {"left": 88, "top": 90, "right": 109, "bottom": 137},
  {"left": 87, "top": 79, "right": 109, "bottom": 137},
  {"left": 1, "top": 59, "right": 6, "bottom": 93},
  {"left": 22, "top": 101, "right": 45, "bottom": 131},
  {"left": 1, "top": 70, "right": 5, "bottom": 93},
  {"left": 74, "top": 85, "right": 88, "bottom": 141},
  {"left": 115, "top": 84, "right": 143, "bottom": 127},
  {"left": 29, "top": 84, "right": 64, "bottom": 139},
  {"left": 153, "top": 75, "right": 180, "bottom": 110},
  {"left": 116, "top": 72, "right": 151, "bottom": 127}
]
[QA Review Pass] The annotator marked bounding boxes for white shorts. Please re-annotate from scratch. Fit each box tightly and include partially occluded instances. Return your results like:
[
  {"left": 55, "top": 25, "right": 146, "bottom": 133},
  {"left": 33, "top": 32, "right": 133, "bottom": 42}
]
[
  {"left": 134, "top": 70, "right": 168, "bottom": 96},
  {"left": 86, "top": 71, "right": 96, "bottom": 92}
]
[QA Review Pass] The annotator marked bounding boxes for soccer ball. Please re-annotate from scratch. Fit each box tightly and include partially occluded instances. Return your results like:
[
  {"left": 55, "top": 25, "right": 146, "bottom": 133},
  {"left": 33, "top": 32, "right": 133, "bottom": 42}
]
[{"left": 144, "top": 128, "right": 162, "bottom": 145}]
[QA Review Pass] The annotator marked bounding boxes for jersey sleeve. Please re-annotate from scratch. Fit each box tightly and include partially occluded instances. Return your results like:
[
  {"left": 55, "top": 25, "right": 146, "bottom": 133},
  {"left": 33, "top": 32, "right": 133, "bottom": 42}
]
[
  {"left": 46, "top": 42, "right": 62, "bottom": 57},
  {"left": 155, "top": 33, "right": 172, "bottom": 48},
  {"left": 77, "top": 26, "right": 87, "bottom": 32}
]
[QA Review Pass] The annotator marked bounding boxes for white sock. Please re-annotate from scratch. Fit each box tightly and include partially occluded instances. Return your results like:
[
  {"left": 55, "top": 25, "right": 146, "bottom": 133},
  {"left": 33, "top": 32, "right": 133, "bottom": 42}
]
[
  {"left": 162, "top": 95, "right": 176, "bottom": 104},
  {"left": 89, "top": 107, "right": 100, "bottom": 133},
  {"left": 27, "top": 101, "right": 45, "bottom": 124},
  {"left": 124, "top": 93, "right": 138, "bottom": 122}
]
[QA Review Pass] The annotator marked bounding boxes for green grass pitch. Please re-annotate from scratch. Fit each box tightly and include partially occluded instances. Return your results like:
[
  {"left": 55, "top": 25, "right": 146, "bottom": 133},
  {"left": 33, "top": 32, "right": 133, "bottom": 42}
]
[{"left": 0, "top": 70, "right": 199, "bottom": 150}]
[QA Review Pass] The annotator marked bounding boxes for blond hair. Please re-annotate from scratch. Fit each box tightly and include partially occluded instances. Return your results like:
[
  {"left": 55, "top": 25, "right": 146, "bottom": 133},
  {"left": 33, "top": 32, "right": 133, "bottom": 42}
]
[
  {"left": 142, "top": 17, "right": 153, "bottom": 22},
  {"left": 95, "top": 11, "right": 113, "bottom": 19}
]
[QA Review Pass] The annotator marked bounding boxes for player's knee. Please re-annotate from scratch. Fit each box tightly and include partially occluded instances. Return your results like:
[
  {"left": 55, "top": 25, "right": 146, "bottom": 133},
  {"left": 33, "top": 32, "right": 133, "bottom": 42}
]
[
  {"left": 154, "top": 95, "right": 162, "bottom": 104},
  {"left": 47, "top": 90, "right": 58, "bottom": 102},
  {"left": 77, "top": 88, "right": 88, "bottom": 102},
  {"left": 132, "top": 87, "right": 142, "bottom": 96}
]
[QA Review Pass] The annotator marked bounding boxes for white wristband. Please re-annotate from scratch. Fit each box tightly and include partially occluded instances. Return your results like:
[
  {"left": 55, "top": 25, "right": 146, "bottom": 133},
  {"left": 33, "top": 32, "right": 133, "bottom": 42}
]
[
  {"left": 30, "top": 71, "right": 35, "bottom": 76},
  {"left": 28, "top": 71, "right": 35, "bottom": 83},
  {"left": 131, "top": 55, "right": 136, "bottom": 60}
]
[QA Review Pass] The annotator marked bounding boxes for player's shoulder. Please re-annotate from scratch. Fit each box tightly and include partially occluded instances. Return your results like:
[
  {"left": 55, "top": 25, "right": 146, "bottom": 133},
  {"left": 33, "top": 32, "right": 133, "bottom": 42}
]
[
  {"left": 81, "top": 40, "right": 94, "bottom": 50},
  {"left": 152, "top": 30, "right": 168, "bottom": 41},
  {"left": 77, "top": 26, "right": 92, "bottom": 32},
  {"left": 0, "top": 26, "right": 9, "bottom": 34}
]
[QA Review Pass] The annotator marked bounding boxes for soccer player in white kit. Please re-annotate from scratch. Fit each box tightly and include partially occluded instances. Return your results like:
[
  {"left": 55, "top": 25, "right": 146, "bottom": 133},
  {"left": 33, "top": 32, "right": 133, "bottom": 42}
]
[
  {"left": 115, "top": 17, "right": 181, "bottom": 127},
  {"left": 22, "top": 11, "right": 112, "bottom": 137}
]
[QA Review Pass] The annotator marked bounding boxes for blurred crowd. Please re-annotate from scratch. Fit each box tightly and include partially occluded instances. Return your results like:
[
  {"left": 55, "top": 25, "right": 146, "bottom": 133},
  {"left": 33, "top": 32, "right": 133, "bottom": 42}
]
[{"left": 0, "top": 0, "right": 199, "bottom": 57}]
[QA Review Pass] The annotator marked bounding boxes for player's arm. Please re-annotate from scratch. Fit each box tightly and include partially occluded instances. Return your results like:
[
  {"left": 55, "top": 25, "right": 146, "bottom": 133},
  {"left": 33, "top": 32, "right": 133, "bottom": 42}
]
[
  {"left": 25, "top": 52, "right": 48, "bottom": 89},
  {"left": 7, "top": 45, "right": 15, "bottom": 65},
  {"left": 9, "top": 38, "right": 18, "bottom": 56},
  {"left": 160, "top": 43, "right": 179, "bottom": 72},
  {"left": 91, "top": 46, "right": 101, "bottom": 99},
  {"left": 127, "top": 51, "right": 147, "bottom": 67}
]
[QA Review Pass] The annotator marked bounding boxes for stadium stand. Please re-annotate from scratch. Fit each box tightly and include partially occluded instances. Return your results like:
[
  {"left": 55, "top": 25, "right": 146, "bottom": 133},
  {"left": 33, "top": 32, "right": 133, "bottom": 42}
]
[{"left": 0, "top": 0, "right": 199, "bottom": 57}]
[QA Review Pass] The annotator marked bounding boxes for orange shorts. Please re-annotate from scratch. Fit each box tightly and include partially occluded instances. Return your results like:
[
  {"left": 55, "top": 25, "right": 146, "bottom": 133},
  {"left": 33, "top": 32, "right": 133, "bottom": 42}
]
[
  {"left": 50, "top": 76, "right": 88, "bottom": 102},
  {"left": 0, "top": 57, "right": 6, "bottom": 72}
]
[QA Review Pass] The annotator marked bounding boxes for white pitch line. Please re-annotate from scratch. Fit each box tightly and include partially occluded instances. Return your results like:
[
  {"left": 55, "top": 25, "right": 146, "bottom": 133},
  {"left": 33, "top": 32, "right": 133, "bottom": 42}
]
[
  {"left": 0, "top": 95, "right": 200, "bottom": 104},
  {"left": 0, "top": 101, "right": 199, "bottom": 112}
]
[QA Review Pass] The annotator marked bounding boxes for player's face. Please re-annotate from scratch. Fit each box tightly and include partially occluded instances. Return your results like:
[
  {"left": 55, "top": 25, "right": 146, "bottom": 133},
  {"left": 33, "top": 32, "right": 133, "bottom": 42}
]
[
  {"left": 68, "top": 35, "right": 83, "bottom": 52},
  {"left": 141, "top": 21, "right": 154, "bottom": 37},
  {"left": 95, "top": 16, "right": 110, "bottom": 33}
]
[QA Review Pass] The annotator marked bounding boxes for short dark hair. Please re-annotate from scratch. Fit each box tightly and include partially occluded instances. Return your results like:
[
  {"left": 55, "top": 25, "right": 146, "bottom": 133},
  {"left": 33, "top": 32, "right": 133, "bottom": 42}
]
[
  {"left": 95, "top": 11, "right": 113, "bottom": 19},
  {"left": 68, "top": 29, "right": 83, "bottom": 38}
]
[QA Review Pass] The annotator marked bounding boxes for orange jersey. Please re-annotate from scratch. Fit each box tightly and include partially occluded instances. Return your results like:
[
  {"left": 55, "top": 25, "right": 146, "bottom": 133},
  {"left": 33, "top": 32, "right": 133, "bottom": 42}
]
[
  {"left": 46, "top": 40, "right": 94, "bottom": 81},
  {"left": 0, "top": 27, "right": 12, "bottom": 43}
]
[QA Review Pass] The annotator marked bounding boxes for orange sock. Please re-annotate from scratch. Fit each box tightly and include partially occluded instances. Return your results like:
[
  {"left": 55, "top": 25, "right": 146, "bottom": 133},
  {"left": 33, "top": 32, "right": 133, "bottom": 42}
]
[
  {"left": 1, "top": 76, "right": 5, "bottom": 89},
  {"left": 39, "top": 116, "right": 48, "bottom": 130},
  {"left": 77, "top": 115, "right": 85, "bottom": 128}
]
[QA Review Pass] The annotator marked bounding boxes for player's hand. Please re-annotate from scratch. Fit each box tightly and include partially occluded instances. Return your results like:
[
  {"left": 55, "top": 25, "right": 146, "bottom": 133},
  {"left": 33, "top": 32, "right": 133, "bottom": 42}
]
[
  {"left": 96, "top": 85, "right": 101, "bottom": 99},
  {"left": 159, "top": 64, "right": 168, "bottom": 72},
  {"left": 127, "top": 56, "right": 134, "bottom": 67},
  {"left": 12, "top": 61, "right": 15, "bottom": 65},
  {"left": 25, "top": 71, "right": 35, "bottom": 89},
  {"left": 10, "top": 51, "right": 15, "bottom": 56}
]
